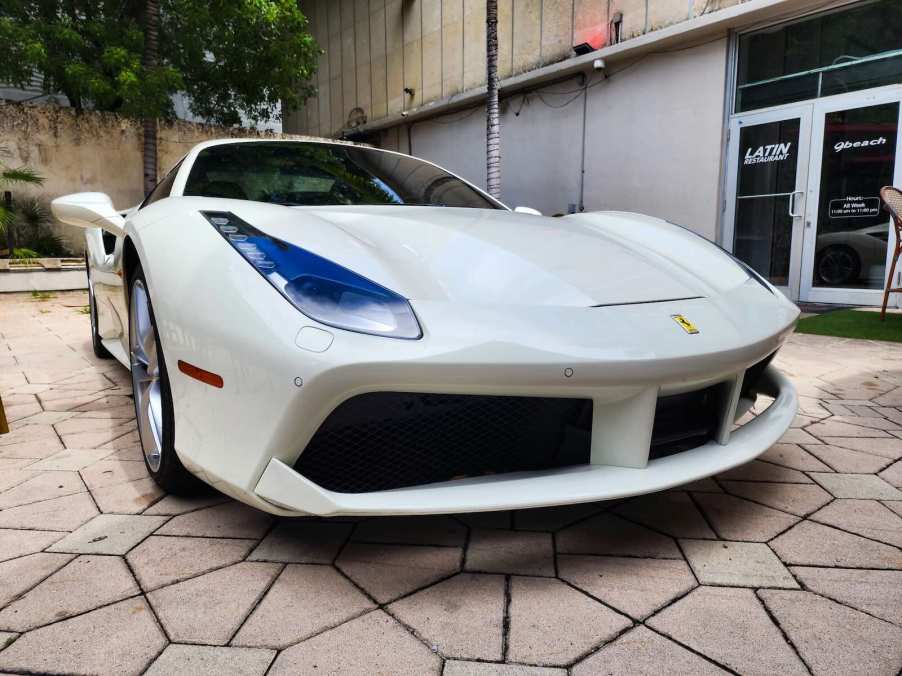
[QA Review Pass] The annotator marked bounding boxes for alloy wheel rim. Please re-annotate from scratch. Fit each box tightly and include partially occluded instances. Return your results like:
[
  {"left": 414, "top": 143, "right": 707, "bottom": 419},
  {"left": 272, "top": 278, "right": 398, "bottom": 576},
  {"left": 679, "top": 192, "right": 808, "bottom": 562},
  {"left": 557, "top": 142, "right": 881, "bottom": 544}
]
[{"left": 130, "top": 279, "right": 164, "bottom": 472}]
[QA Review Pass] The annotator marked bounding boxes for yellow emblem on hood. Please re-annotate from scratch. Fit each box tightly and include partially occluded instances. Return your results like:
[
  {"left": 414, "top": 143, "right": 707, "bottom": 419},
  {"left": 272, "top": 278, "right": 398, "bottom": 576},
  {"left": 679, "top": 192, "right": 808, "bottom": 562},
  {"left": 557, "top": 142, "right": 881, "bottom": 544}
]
[{"left": 671, "top": 314, "right": 699, "bottom": 334}]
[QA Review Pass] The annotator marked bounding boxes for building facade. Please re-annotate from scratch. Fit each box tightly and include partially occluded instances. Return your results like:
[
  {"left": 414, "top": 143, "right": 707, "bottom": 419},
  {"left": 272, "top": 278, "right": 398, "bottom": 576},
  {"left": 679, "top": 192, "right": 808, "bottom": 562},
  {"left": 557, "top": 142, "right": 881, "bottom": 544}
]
[{"left": 285, "top": 0, "right": 902, "bottom": 306}]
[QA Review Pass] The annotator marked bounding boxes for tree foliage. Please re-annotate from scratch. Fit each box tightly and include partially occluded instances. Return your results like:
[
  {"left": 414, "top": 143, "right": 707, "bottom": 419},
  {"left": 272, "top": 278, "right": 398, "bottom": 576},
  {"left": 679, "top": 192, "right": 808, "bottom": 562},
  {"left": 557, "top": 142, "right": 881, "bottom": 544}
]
[{"left": 0, "top": 0, "right": 319, "bottom": 125}]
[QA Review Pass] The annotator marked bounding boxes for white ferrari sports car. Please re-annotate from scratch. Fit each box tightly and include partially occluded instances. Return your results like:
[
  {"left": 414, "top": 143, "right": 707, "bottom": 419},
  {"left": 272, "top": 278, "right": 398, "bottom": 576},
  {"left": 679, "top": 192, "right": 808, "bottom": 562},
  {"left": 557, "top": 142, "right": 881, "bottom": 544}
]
[{"left": 52, "top": 138, "right": 799, "bottom": 517}]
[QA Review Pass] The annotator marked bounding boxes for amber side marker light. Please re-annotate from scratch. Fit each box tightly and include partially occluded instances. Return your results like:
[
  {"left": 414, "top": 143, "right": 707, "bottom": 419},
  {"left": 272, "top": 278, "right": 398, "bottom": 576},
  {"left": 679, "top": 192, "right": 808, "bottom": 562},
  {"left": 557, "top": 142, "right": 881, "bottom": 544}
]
[{"left": 177, "top": 360, "right": 224, "bottom": 388}]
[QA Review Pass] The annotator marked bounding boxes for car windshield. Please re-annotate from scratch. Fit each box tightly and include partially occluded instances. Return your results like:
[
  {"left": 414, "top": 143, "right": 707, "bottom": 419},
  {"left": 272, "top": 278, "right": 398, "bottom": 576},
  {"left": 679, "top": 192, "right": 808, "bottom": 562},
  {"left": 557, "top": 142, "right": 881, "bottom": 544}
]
[{"left": 183, "top": 141, "right": 501, "bottom": 209}]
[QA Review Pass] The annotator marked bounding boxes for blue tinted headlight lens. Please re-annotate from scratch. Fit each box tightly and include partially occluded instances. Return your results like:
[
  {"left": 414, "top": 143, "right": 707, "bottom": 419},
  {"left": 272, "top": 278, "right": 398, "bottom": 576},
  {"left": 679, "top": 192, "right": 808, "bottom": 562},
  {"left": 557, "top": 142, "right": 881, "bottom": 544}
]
[{"left": 203, "top": 211, "right": 422, "bottom": 339}]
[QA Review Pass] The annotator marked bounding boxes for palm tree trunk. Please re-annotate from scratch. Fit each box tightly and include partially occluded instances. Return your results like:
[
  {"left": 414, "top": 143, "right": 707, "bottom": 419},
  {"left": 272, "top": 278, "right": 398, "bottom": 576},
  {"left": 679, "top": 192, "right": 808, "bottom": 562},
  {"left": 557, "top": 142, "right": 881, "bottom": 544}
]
[
  {"left": 485, "top": 0, "right": 501, "bottom": 199},
  {"left": 142, "top": 0, "right": 160, "bottom": 196}
]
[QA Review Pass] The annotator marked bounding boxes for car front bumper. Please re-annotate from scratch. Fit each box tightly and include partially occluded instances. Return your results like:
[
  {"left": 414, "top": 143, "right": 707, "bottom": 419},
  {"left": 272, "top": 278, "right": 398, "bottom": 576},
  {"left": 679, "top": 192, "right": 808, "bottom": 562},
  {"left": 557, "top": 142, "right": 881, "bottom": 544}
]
[{"left": 250, "top": 364, "right": 794, "bottom": 516}]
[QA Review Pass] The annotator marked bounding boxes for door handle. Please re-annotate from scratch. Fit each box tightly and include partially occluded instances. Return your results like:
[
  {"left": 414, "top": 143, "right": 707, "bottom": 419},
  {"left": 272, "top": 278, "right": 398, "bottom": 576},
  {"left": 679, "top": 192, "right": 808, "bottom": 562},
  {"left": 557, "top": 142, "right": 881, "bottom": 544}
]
[{"left": 788, "top": 191, "right": 804, "bottom": 218}]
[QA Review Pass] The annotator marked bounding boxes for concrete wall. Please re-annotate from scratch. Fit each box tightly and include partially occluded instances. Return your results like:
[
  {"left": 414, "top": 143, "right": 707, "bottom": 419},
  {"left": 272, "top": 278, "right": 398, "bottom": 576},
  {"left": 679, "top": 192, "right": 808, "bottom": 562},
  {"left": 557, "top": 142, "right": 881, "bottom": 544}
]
[
  {"left": 0, "top": 104, "right": 300, "bottom": 253},
  {"left": 376, "top": 38, "right": 728, "bottom": 234},
  {"left": 290, "top": 0, "right": 740, "bottom": 137},
  {"left": 583, "top": 37, "right": 728, "bottom": 237}
]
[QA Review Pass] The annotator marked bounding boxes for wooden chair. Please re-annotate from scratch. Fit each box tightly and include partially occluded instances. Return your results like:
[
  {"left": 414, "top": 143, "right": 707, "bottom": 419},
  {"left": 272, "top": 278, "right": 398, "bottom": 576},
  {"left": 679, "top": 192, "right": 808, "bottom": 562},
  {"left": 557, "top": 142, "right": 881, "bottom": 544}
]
[
  {"left": 0, "top": 394, "right": 8, "bottom": 435},
  {"left": 880, "top": 186, "right": 902, "bottom": 321}
]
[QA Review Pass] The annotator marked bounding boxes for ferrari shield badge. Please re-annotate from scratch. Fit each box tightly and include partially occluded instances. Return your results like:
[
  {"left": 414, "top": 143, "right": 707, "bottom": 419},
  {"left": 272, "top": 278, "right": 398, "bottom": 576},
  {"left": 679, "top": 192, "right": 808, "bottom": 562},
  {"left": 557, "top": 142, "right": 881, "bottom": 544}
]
[{"left": 671, "top": 314, "right": 699, "bottom": 334}]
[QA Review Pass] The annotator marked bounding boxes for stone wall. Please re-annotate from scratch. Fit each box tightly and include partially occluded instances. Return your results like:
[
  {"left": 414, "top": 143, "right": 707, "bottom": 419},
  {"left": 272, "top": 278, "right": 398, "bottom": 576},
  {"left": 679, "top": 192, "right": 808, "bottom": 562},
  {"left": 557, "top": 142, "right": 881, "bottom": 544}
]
[
  {"left": 0, "top": 103, "right": 302, "bottom": 253},
  {"left": 287, "top": 0, "right": 740, "bottom": 137}
]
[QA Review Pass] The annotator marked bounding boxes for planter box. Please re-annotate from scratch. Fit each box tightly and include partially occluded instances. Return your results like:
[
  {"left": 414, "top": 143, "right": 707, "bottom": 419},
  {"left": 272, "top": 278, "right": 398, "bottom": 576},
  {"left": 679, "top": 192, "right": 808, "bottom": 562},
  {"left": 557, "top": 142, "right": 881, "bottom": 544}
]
[{"left": 0, "top": 258, "right": 87, "bottom": 293}]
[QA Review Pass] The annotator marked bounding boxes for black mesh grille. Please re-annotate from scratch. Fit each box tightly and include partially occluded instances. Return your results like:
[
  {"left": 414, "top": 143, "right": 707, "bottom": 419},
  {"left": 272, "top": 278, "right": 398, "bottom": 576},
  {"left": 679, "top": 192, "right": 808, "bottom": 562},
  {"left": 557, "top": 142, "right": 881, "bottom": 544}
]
[
  {"left": 649, "top": 384, "right": 723, "bottom": 460},
  {"left": 294, "top": 393, "right": 592, "bottom": 493}
]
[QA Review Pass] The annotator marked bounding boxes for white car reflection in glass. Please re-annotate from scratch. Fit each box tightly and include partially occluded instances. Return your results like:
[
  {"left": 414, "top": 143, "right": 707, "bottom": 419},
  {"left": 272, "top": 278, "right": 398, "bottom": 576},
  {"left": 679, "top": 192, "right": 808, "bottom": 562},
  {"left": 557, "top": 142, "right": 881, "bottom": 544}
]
[{"left": 815, "top": 224, "right": 889, "bottom": 288}]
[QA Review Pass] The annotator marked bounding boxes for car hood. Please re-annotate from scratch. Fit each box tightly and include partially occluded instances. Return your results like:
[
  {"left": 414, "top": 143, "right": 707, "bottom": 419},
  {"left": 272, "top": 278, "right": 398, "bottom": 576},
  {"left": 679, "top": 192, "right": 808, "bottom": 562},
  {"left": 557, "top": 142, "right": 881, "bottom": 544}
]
[{"left": 189, "top": 201, "right": 747, "bottom": 307}]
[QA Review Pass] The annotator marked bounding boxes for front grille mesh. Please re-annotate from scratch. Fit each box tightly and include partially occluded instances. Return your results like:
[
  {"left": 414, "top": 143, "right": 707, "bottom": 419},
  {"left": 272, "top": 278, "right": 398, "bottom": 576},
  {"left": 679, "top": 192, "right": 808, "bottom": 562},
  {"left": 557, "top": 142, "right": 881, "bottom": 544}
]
[
  {"left": 294, "top": 393, "right": 592, "bottom": 493},
  {"left": 649, "top": 384, "right": 723, "bottom": 459}
]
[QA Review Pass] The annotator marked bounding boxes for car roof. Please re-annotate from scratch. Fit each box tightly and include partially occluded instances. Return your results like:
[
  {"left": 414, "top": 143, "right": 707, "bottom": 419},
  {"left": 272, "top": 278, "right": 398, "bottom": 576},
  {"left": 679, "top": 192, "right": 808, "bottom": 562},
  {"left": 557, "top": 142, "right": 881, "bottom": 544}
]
[{"left": 188, "top": 137, "right": 370, "bottom": 154}]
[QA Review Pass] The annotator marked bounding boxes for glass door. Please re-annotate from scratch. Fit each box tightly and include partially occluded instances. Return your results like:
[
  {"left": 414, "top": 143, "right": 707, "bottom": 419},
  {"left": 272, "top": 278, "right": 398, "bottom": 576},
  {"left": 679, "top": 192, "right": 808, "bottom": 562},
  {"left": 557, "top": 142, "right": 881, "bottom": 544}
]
[
  {"left": 723, "top": 106, "right": 812, "bottom": 298},
  {"left": 800, "top": 89, "right": 902, "bottom": 305}
]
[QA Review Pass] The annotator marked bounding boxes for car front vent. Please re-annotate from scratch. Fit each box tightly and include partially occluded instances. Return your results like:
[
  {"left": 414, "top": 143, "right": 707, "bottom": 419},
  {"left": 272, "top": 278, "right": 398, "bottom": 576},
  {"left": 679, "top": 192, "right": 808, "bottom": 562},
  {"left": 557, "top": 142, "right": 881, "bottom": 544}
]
[{"left": 294, "top": 393, "right": 593, "bottom": 493}]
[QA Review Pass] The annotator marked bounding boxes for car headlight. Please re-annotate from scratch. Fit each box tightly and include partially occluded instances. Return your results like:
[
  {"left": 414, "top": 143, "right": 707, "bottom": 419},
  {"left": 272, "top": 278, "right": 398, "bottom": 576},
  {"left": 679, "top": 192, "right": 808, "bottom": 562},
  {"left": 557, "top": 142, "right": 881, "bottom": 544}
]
[{"left": 203, "top": 211, "right": 422, "bottom": 339}]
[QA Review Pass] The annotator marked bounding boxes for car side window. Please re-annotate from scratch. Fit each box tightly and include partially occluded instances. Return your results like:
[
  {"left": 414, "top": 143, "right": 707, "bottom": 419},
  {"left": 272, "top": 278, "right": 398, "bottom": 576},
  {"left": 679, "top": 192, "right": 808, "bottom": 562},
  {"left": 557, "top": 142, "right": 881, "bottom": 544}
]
[{"left": 140, "top": 160, "right": 184, "bottom": 209}]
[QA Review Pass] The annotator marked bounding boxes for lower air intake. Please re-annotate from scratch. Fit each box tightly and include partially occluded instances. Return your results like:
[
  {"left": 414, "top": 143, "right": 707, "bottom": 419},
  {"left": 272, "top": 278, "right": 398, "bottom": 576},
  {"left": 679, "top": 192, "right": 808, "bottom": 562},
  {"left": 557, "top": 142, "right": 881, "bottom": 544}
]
[{"left": 294, "top": 393, "right": 593, "bottom": 493}]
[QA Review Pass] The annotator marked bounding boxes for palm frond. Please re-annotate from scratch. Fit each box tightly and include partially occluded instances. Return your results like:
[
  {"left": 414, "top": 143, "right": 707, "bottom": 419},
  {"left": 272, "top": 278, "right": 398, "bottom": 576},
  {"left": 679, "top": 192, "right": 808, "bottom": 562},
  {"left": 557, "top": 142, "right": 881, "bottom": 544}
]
[{"left": 1, "top": 167, "right": 44, "bottom": 186}]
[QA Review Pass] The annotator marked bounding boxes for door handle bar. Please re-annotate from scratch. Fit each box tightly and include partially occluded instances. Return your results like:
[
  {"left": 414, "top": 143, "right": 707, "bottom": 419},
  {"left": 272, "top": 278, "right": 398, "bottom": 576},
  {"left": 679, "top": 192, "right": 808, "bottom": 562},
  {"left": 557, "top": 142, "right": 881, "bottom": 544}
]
[{"left": 788, "top": 191, "right": 804, "bottom": 218}]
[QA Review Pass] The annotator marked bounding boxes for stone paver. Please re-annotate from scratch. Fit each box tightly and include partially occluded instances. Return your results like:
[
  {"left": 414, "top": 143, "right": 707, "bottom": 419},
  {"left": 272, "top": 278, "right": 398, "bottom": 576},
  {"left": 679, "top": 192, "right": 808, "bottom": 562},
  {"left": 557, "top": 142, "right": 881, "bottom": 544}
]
[
  {"left": 0, "top": 552, "right": 74, "bottom": 607},
  {"left": 557, "top": 513, "right": 681, "bottom": 558},
  {"left": 268, "top": 610, "right": 442, "bottom": 676},
  {"left": 247, "top": 519, "right": 351, "bottom": 563},
  {"left": 614, "top": 491, "right": 715, "bottom": 539},
  {"left": 352, "top": 515, "right": 467, "bottom": 546},
  {"left": 156, "top": 502, "right": 271, "bottom": 539},
  {"left": 791, "top": 566, "right": 902, "bottom": 626},
  {"left": 760, "top": 443, "right": 832, "bottom": 471},
  {"left": 232, "top": 564, "right": 374, "bottom": 649},
  {"left": 693, "top": 492, "right": 799, "bottom": 541},
  {"left": 337, "top": 542, "right": 462, "bottom": 603},
  {"left": 760, "top": 590, "right": 902, "bottom": 676},
  {"left": 446, "top": 662, "right": 566, "bottom": 675},
  {"left": 810, "top": 499, "right": 902, "bottom": 547},
  {"left": 507, "top": 576, "right": 632, "bottom": 666},
  {"left": 465, "top": 529, "right": 554, "bottom": 576},
  {"left": 389, "top": 573, "right": 505, "bottom": 660},
  {"left": 572, "top": 625, "right": 728, "bottom": 675},
  {"left": 719, "top": 480, "right": 832, "bottom": 516},
  {"left": 3, "top": 292, "right": 902, "bottom": 674},
  {"left": 809, "top": 472, "right": 902, "bottom": 499},
  {"left": 558, "top": 554, "right": 696, "bottom": 619},
  {"left": 771, "top": 521, "right": 902, "bottom": 569},
  {"left": 0, "top": 491, "right": 99, "bottom": 531},
  {"left": 48, "top": 513, "right": 167, "bottom": 554},
  {"left": 804, "top": 443, "right": 894, "bottom": 473},
  {"left": 127, "top": 535, "right": 257, "bottom": 591},
  {"left": 680, "top": 539, "right": 797, "bottom": 588},
  {"left": 0, "top": 555, "right": 139, "bottom": 631},
  {"left": 0, "top": 471, "right": 86, "bottom": 509},
  {"left": 647, "top": 587, "right": 808, "bottom": 676},
  {"left": 145, "top": 644, "right": 275, "bottom": 676},
  {"left": 0, "top": 597, "right": 166, "bottom": 676},
  {"left": 879, "top": 460, "right": 902, "bottom": 487},
  {"left": 147, "top": 562, "right": 281, "bottom": 645},
  {"left": 0, "top": 528, "right": 63, "bottom": 562}
]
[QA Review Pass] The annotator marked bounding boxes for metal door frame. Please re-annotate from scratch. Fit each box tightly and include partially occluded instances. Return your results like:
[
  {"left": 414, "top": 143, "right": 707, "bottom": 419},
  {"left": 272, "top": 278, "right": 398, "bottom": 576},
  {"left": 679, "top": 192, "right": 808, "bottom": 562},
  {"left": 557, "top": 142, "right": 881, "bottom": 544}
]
[{"left": 722, "top": 105, "right": 813, "bottom": 300}]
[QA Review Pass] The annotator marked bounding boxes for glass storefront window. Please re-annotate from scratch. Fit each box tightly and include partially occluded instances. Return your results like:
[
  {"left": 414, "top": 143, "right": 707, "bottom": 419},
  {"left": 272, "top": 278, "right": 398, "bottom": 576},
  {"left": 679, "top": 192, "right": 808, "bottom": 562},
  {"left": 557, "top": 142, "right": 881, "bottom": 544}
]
[
  {"left": 732, "top": 119, "right": 802, "bottom": 285},
  {"left": 736, "top": 0, "right": 902, "bottom": 113},
  {"left": 811, "top": 102, "right": 899, "bottom": 289}
]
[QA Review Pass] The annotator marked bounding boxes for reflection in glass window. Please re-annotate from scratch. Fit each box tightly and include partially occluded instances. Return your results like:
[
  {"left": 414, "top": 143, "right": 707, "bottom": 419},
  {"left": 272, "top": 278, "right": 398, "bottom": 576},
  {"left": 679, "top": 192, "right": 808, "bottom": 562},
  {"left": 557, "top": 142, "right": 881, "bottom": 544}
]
[
  {"left": 184, "top": 142, "right": 501, "bottom": 210},
  {"left": 736, "top": 0, "right": 902, "bottom": 112},
  {"left": 732, "top": 119, "right": 801, "bottom": 285},
  {"left": 812, "top": 102, "right": 899, "bottom": 289}
]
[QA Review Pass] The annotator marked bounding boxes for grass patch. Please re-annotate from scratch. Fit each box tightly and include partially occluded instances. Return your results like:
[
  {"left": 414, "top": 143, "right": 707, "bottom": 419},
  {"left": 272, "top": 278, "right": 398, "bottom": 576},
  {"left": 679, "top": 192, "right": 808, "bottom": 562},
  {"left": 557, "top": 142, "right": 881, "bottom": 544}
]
[
  {"left": 77, "top": 305, "right": 90, "bottom": 315},
  {"left": 796, "top": 309, "right": 902, "bottom": 343},
  {"left": 29, "top": 290, "right": 55, "bottom": 301}
]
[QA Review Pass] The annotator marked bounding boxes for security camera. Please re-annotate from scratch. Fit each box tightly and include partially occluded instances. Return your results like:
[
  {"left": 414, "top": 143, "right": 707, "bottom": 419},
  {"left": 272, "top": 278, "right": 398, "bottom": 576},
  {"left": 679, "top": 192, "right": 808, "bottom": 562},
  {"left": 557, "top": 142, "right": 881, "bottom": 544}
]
[{"left": 593, "top": 58, "right": 606, "bottom": 72}]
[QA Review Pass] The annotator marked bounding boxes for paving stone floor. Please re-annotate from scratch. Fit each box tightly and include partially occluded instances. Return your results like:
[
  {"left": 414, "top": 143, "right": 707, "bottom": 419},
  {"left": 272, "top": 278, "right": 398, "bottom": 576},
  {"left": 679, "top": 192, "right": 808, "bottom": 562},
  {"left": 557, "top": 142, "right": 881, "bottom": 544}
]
[{"left": 1, "top": 290, "right": 902, "bottom": 675}]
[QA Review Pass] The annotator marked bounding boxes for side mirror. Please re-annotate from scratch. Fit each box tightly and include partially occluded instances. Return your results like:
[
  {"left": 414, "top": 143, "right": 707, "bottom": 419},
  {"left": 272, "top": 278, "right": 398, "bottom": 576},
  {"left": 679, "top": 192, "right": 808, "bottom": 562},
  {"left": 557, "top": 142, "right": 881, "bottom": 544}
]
[
  {"left": 51, "top": 192, "right": 126, "bottom": 237},
  {"left": 514, "top": 206, "right": 542, "bottom": 216}
]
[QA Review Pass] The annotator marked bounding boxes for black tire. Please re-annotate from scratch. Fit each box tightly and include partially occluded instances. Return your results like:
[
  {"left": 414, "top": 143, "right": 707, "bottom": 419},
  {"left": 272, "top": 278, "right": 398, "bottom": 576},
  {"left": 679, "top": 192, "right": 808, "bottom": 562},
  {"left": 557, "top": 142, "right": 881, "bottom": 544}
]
[
  {"left": 86, "top": 254, "right": 113, "bottom": 360},
  {"left": 129, "top": 263, "right": 204, "bottom": 495},
  {"left": 815, "top": 245, "right": 861, "bottom": 286}
]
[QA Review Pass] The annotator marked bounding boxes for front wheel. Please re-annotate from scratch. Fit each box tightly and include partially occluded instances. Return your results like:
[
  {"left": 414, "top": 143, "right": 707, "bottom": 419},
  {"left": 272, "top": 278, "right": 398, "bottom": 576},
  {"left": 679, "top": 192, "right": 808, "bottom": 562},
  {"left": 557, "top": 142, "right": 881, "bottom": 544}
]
[{"left": 129, "top": 264, "right": 203, "bottom": 495}]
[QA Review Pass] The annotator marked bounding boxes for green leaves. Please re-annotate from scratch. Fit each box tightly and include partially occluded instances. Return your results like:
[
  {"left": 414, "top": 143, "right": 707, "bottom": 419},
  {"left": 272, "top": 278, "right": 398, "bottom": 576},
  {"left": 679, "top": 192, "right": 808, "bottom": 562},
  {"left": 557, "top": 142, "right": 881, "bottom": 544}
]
[{"left": 0, "top": 0, "right": 318, "bottom": 124}]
